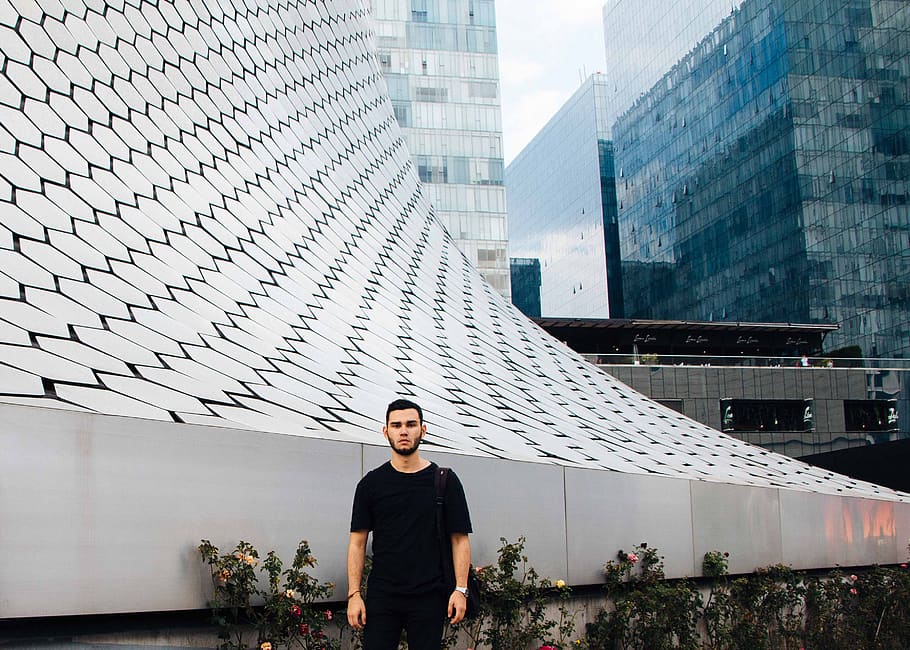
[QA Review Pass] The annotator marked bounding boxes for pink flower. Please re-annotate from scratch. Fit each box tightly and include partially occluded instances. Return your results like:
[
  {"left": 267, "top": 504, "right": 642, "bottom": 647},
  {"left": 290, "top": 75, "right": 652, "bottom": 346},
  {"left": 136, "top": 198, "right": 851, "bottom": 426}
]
[
  {"left": 325, "top": 609, "right": 333, "bottom": 620},
  {"left": 299, "top": 623, "right": 310, "bottom": 635},
  {"left": 539, "top": 646, "right": 558, "bottom": 650},
  {"left": 291, "top": 604, "right": 302, "bottom": 616},
  {"left": 901, "top": 563, "right": 907, "bottom": 569},
  {"left": 849, "top": 574, "right": 857, "bottom": 581},
  {"left": 850, "top": 587, "right": 858, "bottom": 595},
  {"left": 627, "top": 553, "right": 639, "bottom": 563}
]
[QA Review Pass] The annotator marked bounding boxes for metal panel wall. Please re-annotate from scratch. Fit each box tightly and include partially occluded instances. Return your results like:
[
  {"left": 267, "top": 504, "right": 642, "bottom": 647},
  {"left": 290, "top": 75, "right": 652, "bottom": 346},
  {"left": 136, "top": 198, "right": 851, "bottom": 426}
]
[
  {"left": 3, "top": 402, "right": 910, "bottom": 619},
  {"left": 690, "top": 482, "right": 783, "bottom": 575},
  {"left": 564, "top": 468, "right": 696, "bottom": 584},
  {"left": 0, "top": 403, "right": 361, "bottom": 618},
  {"left": 780, "top": 491, "right": 899, "bottom": 568}
]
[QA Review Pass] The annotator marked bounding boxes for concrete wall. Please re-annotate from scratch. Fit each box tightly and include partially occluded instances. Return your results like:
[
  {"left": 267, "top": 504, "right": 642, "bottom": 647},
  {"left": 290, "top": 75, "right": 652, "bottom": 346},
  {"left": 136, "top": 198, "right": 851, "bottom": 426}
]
[
  {"left": 603, "top": 365, "right": 909, "bottom": 456},
  {"left": 1, "top": 402, "right": 908, "bottom": 619}
]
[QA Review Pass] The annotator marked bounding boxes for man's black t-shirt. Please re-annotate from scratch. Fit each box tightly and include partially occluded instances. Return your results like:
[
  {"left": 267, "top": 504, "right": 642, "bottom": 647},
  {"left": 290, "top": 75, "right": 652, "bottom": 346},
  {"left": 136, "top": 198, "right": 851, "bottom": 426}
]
[{"left": 350, "top": 461, "right": 472, "bottom": 597}]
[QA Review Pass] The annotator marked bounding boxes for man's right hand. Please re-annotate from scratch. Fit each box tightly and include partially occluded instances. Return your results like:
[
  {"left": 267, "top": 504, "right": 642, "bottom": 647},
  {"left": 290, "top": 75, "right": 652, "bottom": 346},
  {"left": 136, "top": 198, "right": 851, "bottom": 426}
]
[{"left": 347, "top": 592, "right": 366, "bottom": 629}]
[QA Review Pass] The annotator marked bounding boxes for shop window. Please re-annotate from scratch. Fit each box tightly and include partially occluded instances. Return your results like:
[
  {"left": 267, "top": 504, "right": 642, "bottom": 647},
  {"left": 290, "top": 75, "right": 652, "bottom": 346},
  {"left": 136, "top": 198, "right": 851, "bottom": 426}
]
[
  {"left": 720, "top": 399, "right": 814, "bottom": 432},
  {"left": 844, "top": 400, "right": 898, "bottom": 432}
]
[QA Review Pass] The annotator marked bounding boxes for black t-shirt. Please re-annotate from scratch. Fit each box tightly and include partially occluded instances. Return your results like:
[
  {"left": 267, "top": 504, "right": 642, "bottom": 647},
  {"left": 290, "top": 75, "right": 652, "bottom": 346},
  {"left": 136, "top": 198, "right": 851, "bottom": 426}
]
[{"left": 350, "top": 461, "right": 472, "bottom": 597}]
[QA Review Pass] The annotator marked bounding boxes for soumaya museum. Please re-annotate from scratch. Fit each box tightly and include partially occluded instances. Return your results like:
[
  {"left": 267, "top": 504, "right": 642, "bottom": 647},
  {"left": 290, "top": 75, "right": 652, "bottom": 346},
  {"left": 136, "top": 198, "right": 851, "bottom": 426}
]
[{"left": 0, "top": 0, "right": 908, "bottom": 647}]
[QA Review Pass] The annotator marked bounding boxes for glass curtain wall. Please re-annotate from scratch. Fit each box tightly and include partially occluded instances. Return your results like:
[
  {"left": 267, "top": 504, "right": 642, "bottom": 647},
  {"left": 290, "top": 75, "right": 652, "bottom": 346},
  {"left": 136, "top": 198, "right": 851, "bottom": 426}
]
[
  {"left": 602, "top": 0, "right": 734, "bottom": 133},
  {"left": 370, "top": 0, "right": 510, "bottom": 297},
  {"left": 506, "top": 76, "right": 621, "bottom": 318},
  {"left": 613, "top": 0, "right": 910, "bottom": 358}
]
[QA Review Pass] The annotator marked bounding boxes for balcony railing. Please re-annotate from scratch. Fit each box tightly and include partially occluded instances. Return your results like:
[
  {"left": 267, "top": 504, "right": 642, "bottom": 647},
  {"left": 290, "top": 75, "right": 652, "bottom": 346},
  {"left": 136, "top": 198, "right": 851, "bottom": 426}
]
[{"left": 581, "top": 354, "right": 910, "bottom": 370}]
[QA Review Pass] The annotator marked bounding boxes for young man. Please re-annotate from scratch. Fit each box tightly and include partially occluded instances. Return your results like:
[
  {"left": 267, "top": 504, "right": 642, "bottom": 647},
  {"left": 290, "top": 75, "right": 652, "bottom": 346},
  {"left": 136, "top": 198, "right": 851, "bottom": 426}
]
[{"left": 346, "top": 398, "right": 472, "bottom": 650}]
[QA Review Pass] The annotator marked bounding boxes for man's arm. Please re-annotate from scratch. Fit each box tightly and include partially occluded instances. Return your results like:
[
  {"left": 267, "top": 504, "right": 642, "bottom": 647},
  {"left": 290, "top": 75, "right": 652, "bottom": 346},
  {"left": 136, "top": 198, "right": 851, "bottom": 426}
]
[
  {"left": 447, "top": 532, "right": 471, "bottom": 624},
  {"left": 346, "top": 530, "right": 368, "bottom": 629}
]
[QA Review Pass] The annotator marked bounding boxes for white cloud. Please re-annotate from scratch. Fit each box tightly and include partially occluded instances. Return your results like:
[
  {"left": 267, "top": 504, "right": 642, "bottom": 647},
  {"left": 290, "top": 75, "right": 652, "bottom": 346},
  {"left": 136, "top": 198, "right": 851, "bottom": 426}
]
[
  {"left": 499, "top": 88, "right": 568, "bottom": 163},
  {"left": 496, "top": 0, "right": 607, "bottom": 163}
]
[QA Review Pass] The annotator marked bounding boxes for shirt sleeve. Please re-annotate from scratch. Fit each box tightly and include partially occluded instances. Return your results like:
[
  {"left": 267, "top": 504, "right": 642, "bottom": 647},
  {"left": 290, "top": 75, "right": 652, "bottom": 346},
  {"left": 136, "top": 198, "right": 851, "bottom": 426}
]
[
  {"left": 350, "top": 476, "right": 372, "bottom": 532},
  {"left": 444, "top": 469, "right": 472, "bottom": 534}
]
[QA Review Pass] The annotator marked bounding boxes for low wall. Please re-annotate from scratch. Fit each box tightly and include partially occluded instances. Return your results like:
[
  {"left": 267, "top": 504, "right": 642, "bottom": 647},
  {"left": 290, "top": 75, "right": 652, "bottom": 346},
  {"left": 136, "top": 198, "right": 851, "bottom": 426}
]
[{"left": 1, "top": 402, "right": 909, "bottom": 619}]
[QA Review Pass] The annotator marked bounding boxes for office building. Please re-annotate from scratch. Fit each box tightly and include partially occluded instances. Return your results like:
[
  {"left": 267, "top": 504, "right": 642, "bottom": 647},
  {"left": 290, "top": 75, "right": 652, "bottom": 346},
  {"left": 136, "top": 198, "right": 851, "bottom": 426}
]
[
  {"left": 602, "top": 0, "right": 734, "bottom": 130},
  {"left": 613, "top": 0, "right": 910, "bottom": 358},
  {"left": 506, "top": 75, "right": 623, "bottom": 318},
  {"left": 370, "top": 0, "right": 511, "bottom": 297}
]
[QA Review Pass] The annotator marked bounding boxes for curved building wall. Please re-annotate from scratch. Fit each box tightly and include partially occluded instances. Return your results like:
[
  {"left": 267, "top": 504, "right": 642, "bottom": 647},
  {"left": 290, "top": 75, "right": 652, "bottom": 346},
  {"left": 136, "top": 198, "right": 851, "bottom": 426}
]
[{"left": 0, "top": 0, "right": 907, "bottom": 620}]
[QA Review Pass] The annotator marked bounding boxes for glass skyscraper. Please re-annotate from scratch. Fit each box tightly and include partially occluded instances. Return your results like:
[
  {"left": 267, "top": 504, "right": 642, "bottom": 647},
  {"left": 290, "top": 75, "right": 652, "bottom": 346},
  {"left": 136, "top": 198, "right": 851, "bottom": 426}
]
[
  {"left": 506, "top": 75, "right": 623, "bottom": 318},
  {"left": 602, "top": 0, "right": 733, "bottom": 131},
  {"left": 369, "top": 0, "right": 510, "bottom": 298},
  {"left": 614, "top": 0, "right": 910, "bottom": 358}
]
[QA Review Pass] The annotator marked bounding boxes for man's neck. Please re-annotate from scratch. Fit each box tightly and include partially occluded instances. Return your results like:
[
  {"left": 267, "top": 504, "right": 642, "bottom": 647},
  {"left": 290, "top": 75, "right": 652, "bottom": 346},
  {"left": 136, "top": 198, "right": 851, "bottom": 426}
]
[{"left": 389, "top": 452, "right": 430, "bottom": 473}]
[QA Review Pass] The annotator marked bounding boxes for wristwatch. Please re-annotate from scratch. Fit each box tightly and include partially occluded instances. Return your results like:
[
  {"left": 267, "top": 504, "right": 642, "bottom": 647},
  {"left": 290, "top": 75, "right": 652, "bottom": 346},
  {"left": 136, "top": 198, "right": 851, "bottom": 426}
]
[{"left": 454, "top": 586, "right": 468, "bottom": 596}]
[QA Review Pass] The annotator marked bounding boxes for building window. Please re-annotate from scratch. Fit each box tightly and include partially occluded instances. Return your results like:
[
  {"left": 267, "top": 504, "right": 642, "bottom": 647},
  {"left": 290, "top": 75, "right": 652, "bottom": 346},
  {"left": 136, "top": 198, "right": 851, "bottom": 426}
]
[
  {"left": 720, "top": 399, "right": 814, "bottom": 432},
  {"left": 844, "top": 400, "right": 898, "bottom": 432},
  {"left": 415, "top": 87, "right": 448, "bottom": 102}
]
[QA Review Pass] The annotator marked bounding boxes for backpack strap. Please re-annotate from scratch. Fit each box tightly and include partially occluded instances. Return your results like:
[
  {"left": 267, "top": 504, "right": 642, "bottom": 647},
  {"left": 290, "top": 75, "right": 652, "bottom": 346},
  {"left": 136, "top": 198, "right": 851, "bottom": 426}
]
[
  {"left": 435, "top": 467, "right": 454, "bottom": 585},
  {"left": 434, "top": 466, "right": 449, "bottom": 541}
]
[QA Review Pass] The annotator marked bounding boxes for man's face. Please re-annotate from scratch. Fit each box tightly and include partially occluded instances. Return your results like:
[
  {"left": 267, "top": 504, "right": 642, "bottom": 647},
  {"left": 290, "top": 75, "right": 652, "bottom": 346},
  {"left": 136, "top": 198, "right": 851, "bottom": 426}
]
[{"left": 383, "top": 408, "right": 426, "bottom": 456}]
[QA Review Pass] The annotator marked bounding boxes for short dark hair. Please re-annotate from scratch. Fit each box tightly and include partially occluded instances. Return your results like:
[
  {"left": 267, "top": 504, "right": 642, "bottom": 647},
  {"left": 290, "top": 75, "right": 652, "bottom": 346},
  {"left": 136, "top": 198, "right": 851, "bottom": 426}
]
[{"left": 386, "top": 398, "right": 423, "bottom": 424}]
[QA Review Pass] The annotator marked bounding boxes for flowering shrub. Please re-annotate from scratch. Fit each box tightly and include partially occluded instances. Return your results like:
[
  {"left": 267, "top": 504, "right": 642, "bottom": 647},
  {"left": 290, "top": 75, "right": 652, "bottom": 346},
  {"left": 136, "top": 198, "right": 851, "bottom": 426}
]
[
  {"left": 589, "top": 543, "right": 701, "bottom": 650},
  {"left": 198, "top": 538, "right": 910, "bottom": 650},
  {"left": 804, "top": 565, "right": 910, "bottom": 649},
  {"left": 588, "top": 544, "right": 910, "bottom": 650},
  {"left": 199, "top": 539, "right": 339, "bottom": 650},
  {"left": 471, "top": 536, "right": 557, "bottom": 650}
]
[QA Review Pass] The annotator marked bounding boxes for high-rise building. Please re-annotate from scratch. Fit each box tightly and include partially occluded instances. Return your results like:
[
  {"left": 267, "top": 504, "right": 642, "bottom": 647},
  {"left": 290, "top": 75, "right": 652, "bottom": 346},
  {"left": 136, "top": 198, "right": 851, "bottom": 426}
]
[
  {"left": 602, "top": 0, "right": 733, "bottom": 132},
  {"left": 506, "top": 75, "right": 623, "bottom": 318},
  {"left": 613, "top": 0, "right": 910, "bottom": 358},
  {"left": 370, "top": 0, "right": 510, "bottom": 298}
]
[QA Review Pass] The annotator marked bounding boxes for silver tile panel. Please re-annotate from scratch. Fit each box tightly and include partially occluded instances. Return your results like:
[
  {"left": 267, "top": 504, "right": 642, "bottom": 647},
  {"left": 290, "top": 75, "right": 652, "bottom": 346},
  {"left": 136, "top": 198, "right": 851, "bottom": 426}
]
[
  {"left": 0, "top": 402, "right": 360, "bottom": 618},
  {"left": 690, "top": 482, "right": 783, "bottom": 575},
  {"left": 565, "top": 468, "right": 696, "bottom": 584},
  {"left": 780, "top": 491, "right": 901, "bottom": 569}
]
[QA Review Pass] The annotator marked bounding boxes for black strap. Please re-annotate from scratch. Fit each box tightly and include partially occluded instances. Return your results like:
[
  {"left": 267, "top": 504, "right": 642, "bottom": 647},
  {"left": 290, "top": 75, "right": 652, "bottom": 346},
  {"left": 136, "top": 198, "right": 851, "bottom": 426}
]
[{"left": 435, "top": 467, "right": 454, "bottom": 583}]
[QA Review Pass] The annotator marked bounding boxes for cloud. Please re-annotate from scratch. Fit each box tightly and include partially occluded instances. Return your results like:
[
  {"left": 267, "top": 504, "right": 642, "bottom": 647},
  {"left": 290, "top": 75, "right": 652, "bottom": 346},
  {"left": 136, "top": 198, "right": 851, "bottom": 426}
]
[
  {"left": 499, "top": 58, "right": 545, "bottom": 86},
  {"left": 500, "top": 88, "right": 571, "bottom": 164},
  {"left": 496, "top": 0, "right": 607, "bottom": 162}
]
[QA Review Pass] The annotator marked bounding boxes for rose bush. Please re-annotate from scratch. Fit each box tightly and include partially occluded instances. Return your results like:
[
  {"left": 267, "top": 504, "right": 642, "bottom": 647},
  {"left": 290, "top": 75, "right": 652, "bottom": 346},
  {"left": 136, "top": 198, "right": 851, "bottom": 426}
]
[{"left": 199, "top": 539, "right": 339, "bottom": 649}]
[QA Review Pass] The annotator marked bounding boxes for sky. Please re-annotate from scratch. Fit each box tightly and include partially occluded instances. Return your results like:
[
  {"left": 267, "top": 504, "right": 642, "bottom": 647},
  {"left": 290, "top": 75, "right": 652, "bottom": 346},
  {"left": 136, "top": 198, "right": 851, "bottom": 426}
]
[{"left": 495, "top": 0, "right": 608, "bottom": 165}]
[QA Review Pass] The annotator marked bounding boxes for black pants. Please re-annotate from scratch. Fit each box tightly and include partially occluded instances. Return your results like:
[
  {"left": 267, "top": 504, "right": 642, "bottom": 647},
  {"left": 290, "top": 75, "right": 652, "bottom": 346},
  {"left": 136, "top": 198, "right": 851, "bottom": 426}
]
[{"left": 363, "top": 590, "right": 447, "bottom": 650}]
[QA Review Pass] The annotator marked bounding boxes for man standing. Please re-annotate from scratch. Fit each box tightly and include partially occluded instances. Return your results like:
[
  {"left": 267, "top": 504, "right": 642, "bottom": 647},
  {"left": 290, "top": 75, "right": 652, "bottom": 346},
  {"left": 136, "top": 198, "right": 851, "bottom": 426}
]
[{"left": 347, "top": 398, "right": 472, "bottom": 649}]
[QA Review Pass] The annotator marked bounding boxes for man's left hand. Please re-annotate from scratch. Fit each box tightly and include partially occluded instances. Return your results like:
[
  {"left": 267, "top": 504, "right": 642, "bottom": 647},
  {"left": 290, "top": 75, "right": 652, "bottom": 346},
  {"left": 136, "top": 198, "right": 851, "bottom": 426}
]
[{"left": 447, "top": 589, "right": 467, "bottom": 624}]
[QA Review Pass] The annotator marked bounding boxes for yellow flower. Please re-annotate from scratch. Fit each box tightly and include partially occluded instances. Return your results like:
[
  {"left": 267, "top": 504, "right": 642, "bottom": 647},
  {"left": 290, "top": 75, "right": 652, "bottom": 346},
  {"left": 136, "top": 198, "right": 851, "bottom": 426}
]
[
  {"left": 555, "top": 579, "right": 566, "bottom": 588},
  {"left": 260, "top": 643, "right": 272, "bottom": 650},
  {"left": 285, "top": 589, "right": 296, "bottom": 598}
]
